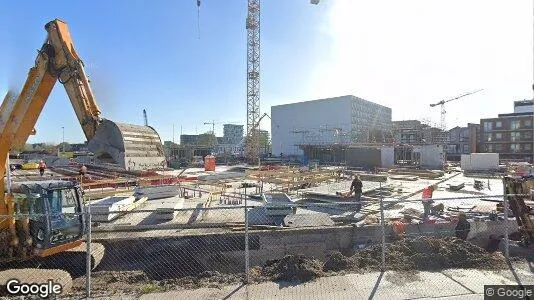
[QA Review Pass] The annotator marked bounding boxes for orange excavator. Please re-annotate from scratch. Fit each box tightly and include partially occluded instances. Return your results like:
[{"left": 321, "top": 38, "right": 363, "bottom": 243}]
[
  {"left": 0, "top": 19, "right": 164, "bottom": 267},
  {"left": 503, "top": 176, "right": 534, "bottom": 249}
]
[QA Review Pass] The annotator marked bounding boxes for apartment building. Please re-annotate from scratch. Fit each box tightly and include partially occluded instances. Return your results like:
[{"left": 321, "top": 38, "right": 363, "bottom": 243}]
[
  {"left": 446, "top": 123, "right": 479, "bottom": 160},
  {"left": 479, "top": 101, "right": 533, "bottom": 163}
]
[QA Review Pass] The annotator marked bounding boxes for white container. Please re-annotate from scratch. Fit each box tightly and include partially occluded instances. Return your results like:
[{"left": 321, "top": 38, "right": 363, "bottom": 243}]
[{"left": 461, "top": 153, "right": 499, "bottom": 171}]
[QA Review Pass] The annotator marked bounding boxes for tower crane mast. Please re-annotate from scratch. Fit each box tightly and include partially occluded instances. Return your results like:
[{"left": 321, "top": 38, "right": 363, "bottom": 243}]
[
  {"left": 196, "top": 0, "right": 319, "bottom": 165},
  {"left": 429, "top": 88, "right": 484, "bottom": 168}
]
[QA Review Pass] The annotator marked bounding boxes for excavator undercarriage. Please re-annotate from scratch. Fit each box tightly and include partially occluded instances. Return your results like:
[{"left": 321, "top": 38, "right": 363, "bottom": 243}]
[{"left": 503, "top": 175, "right": 534, "bottom": 248}]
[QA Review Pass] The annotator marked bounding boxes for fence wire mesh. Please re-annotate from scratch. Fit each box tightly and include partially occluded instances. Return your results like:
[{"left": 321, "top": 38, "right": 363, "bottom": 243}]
[{"left": 0, "top": 177, "right": 533, "bottom": 299}]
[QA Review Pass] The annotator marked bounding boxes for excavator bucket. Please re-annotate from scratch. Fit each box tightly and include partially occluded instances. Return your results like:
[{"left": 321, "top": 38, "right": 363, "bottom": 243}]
[{"left": 87, "top": 119, "right": 167, "bottom": 171}]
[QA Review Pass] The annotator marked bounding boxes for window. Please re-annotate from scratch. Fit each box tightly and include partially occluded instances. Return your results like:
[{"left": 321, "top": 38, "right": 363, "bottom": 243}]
[
  {"left": 484, "top": 133, "right": 492, "bottom": 142},
  {"left": 523, "top": 131, "right": 533, "bottom": 140},
  {"left": 463, "top": 144, "right": 469, "bottom": 153},
  {"left": 511, "top": 120, "right": 520, "bottom": 130},
  {"left": 511, "top": 132, "right": 520, "bottom": 142},
  {"left": 494, "top": 144, "right": 503, "bottom": 151},
  {"left": 484, "top": 122, "right": 493, "bottom": 131},
  {"left": 525, "top": 119, "right": 532, "bottom": 127},
  {"left": 485, "top": 144, "right": 494, "bottom": 152},
  {"left": 495, "top": 121, "right": 502, "bottom": 128},
  {"left": 495, "top": 133, "right": 502, "bottom": 140},
  {"left": 510, "top": 144, "right": 520, "bottom": 153},
  {"left": 524, "top": 143, "right": 532, "bottom": 151}
]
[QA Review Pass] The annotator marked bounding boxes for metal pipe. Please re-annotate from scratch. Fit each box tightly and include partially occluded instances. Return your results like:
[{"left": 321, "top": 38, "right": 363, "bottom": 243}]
[
  {"left": 244, "top": 189, "right": 250, "bottom": 284},
  {"left": 86, "top": 198, "right": 92, "bottom": 298},
  {"left": 379, "top": 181, "right": 386, "bottom": 271},
  {"left": 502, "top": 181, "right": 509, "bottom": 260}
]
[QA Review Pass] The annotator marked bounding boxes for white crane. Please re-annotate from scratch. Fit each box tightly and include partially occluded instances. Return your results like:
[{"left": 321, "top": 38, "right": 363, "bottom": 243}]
[
  {"left": 429, "top": 89, "right": 484, "bottom": 167},
  {"left": 196, "top": 0, "right": 320, "bottom": 166}
]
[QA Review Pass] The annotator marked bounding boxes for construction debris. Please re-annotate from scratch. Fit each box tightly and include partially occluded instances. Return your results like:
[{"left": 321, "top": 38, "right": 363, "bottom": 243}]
[
  {"left": 259, "top": 255, "right": 325, "bottom": 282},
  {"left": 352, "top": 236, "right": 506, "bottom": 271}
]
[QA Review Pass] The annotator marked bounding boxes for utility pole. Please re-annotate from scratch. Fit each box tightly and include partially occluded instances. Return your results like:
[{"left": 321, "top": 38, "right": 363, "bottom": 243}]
[
  {"left": 143, "top": 109, "right": 148, "bottom": 126},
  {"left": 61, "top": 126, "right": 65, "bottom": 152}
]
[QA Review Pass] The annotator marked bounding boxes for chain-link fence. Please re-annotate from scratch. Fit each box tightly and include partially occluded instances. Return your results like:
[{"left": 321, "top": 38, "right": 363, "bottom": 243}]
[{"left": 1, "top": 181, "right": 532, "bottom": 299}]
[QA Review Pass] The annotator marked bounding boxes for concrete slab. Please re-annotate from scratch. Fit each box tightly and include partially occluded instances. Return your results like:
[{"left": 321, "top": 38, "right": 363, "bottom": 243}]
[
  {"left": 375, "top": 271, "right": 471, "bottom": 299},
  {"left": 156, "top": 196, "right": 185, "bottom": 220},
  {"left": 440, "top": 269, "right": 516, "bottom": 294},
  {"left": 138, "top": 269, "right": 515, "bottom": 300}
]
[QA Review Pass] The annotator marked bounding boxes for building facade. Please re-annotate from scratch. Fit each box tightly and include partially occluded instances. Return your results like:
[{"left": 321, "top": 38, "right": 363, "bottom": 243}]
[
  {"left": 223, "top": 124, "right": 244, "bottom": 145},
  {"left": 446, "top": 123, "right": 479, "bottom": 161},
  {"left": 271, "top": 95, "right": 392, "bottom": 156},
  {"left": 480, "top": 104, "right": 533, "bottom": 163},
  {"left": 180, "top": 134, "right": 199, "bottom": 145},
  {"left": 392, "top": 120, "right": 445, "bottom": 145}
]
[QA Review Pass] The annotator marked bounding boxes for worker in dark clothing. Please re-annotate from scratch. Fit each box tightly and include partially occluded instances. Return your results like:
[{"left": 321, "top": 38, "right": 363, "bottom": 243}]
[
  {"left": 455, "top": 213, "right": 470, "bottom": 240},
  {"left": 345, "top": 175, "right": 363, "bottom": 201}
]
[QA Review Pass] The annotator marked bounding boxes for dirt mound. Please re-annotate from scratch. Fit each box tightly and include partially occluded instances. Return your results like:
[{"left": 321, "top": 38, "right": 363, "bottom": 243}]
[
  {"left": 352, "top": 236, "right": 506, "bottom": 271},
  {"left": 260, "top": 255, "right": 324, "bottom": 282},
  {"left": 160, "top": 271, "right": 244, "bottom": 291},
  {"left": 323, "top": 251, "right": 355, "bottom": 272}
]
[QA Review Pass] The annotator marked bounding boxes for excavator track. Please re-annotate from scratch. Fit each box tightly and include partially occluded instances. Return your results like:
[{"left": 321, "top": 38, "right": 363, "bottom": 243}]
[{"left": 0, "top": 242, "right": 104, "bottom": 278}]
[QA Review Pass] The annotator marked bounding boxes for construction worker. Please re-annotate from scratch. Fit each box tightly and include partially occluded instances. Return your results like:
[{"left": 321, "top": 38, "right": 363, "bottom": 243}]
[
  {"left": 455, "top": 213, "right": 470, "bottom": 240},
  {"left": 80, "top": 165, "right": 88, "bottom": 176},
  {"left": 344, "top": 175, "right": 363, "bottom": 201},
  {"left": 38, "top": 160, "right": 46, "bottom": 176},
  {"left": 421, "top": 185, "right": 434, "bottom": 221}
]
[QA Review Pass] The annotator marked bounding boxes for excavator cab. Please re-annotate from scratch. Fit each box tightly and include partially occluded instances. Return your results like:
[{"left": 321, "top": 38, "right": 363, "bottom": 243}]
[{"left": 8, "top": 181, "right": 85, "bottom": 258}]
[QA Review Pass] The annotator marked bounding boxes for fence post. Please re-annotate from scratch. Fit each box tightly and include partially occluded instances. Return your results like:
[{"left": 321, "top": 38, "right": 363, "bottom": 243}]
[
  {"left": 379, "top": 181, "right": 386, "bottom": 272},
  {"left": 85, "top": 200, "right": 92, "bottom": 298},
  {"left": 502, "top": 181, "right": 509, "bottom": 260},
  {"left": 244, "top": 192, "right": 250, "bottom": 285}
]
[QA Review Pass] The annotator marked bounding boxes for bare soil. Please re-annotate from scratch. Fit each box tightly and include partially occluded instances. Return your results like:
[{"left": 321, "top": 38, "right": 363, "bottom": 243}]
[{"left": 67, "top": 237, "right": 508, "bottom": 297}]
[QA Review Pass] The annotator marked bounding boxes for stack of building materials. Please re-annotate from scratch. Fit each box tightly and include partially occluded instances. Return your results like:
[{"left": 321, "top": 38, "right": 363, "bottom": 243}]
[
  {"left": 262, "top": 193, "right": 294, "bottom": 216},
  {"left": 155, "top": 195, "right": 185, "bottom": 221},
  {"left": 89, "top": 195, "right": 147, "bottom": 222},
  {"left": 134, "top": 185, "right": 181, "bottom": 200},
  {"left": 198, "top": 172, "right": 246, "bottom": 182}
]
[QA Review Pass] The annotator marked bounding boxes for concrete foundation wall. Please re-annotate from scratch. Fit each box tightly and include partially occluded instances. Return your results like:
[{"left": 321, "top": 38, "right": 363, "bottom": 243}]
[
  {"left": 381, "top": 147, "right": 394, "bottom": 168},
  {"left": 95, "top": 219, "right": 519, "bottom": 278},
  {"left": 417, "top": 145, "right": 443, "bottom": 169},
  {"left": 346, "top": 148, "right": 381, "bottom": 169}
]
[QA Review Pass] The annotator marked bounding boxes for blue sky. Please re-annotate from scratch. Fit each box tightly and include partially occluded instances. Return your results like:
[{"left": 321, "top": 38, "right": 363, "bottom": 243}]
[
  {"left": 1, "top": 0, "right": 532, "bottom": 144},
  {"left": 1, "top": 0, "right": 328, "bottom": 143}
]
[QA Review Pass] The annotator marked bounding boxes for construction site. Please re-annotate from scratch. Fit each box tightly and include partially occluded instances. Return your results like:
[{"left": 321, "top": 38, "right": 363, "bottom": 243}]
[{"left": 1, "top": 2, "right": 534, "bottom": 300}]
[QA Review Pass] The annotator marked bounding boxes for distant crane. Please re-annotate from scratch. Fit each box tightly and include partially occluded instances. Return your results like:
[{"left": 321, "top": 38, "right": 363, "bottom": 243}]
[
  {"left": 203, "top": 120, "right": 215, "bottom": 134},
  {"left": 143, "top": 109, "right": 148, "bottom": 126},
  {"left": 429, "top": 89, "right": 484, "bottom": 167}
]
